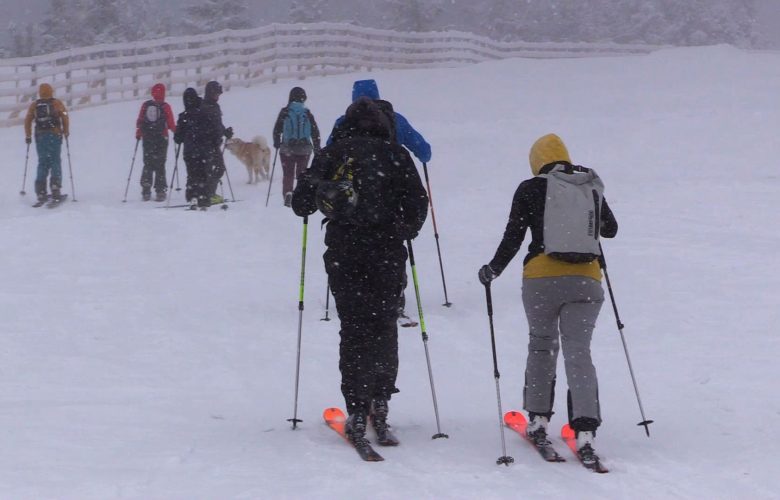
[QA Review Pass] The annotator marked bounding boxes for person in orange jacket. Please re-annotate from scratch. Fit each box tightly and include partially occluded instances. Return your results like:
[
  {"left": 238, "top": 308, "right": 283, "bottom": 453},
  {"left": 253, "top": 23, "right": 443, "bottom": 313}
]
[
  {"left": 24, "top": 83, "right": 69, "bottom": 203},
  {"left": 135, "top": 83, "right": 176, "bottom": 201}
]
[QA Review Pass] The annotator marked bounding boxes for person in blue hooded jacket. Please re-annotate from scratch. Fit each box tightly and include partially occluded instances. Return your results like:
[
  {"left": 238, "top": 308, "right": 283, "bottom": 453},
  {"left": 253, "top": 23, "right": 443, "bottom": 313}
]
[{"left": 326, "top": 79, "right": 431, "bottom": 164}]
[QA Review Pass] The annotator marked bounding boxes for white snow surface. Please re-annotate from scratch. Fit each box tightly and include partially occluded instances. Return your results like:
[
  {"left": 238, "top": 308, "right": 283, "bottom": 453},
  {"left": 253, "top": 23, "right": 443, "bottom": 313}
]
[{"left": 1, "top": 45, "right": 779, "bottom": 499}]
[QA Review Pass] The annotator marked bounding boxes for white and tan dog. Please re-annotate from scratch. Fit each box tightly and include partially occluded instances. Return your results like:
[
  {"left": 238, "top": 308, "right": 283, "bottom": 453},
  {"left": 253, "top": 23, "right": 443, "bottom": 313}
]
[{"left": 225, "top": 136, "right": 271, "bottom": 184}]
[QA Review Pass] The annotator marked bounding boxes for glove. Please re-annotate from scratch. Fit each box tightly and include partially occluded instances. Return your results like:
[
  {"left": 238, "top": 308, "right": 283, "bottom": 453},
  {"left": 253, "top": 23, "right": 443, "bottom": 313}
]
[
  {"left": 224, "top": 127, "right": 234, "bottom": 139},
  {"left": 135, "top": 129, "right": 141, "bottom": 140},
  {"left": 478, "top": 264, "right": 498, "bottom": 285},
  {"left": 273, "top": 140, "right": 281, "bottom": 149},
  {"left": 25, "top": 137, "right": 31, "bottom": 145}
]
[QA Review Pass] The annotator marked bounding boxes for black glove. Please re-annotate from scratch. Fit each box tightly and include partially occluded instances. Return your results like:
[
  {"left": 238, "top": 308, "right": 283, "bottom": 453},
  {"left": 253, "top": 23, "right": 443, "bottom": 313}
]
[
  {"left": 224, "top": 127, "right": 234, "bottom": 139},
  {"left": 25, "top": 137, "right": 31, "bottom": 145},
  {"left": 273, "top": 140, "right": 281, "bottom": 149},
  {"left": 478, "top": 264, "right": 498, "bottom": 285},
  {"left": 398, "top": 224, "right": 418, "bottom": 241}
]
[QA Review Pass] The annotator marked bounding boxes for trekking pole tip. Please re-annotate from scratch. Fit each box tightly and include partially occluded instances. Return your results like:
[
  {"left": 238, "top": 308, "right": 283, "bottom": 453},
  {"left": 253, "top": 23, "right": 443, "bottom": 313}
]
[
  {"left": 638, "top": 420, "right": 654, "bottom": 437},
  {"left": 442, "top": 301, "right": 453, "bottom": 307},
  {"left": 287, "top": 417, "right": 303, "bottom": 429},
  {"left": 20, "top": 191, "right": 26, "bottom": 196},
  {"left": 496, "top": 456, "right": 514, "bottom": 466},
  {"left": 432, "top": 432, "right": 449, "bottom": 440}
]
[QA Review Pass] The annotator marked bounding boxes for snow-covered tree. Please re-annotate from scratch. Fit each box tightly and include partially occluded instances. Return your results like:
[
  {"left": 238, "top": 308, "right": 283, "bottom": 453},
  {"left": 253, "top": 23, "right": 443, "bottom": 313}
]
[
  {"left": 288, "top": 0, "right": 326, "bottom": 24},
  {"left": 182, "top": 0, "right": 253, "bottom": 35},
  {"left": 381, "top": 0, "right": 444, "bottom": 32}
]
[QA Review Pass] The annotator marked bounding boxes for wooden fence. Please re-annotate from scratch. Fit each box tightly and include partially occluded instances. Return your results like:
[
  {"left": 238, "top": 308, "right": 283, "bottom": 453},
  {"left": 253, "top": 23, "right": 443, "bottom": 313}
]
[{"left": 0, "top": 22, "right": 659, "bottom": 127}]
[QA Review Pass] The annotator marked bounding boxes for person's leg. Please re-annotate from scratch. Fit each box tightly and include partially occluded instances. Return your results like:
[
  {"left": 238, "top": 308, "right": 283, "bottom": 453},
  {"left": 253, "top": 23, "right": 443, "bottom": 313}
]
[
  {"left": 558, "top": 277, "right": 604, "bottom": 431},
  {"left": 521, "top": 278, "right": 565, "bottom": 418},
  {"left": 280, "top": 153, "right": 296, "bottom": 196},
  {"left": 151, "top": 136, "right": 169, "bottom": 197},
  {"left": 48, "top": 135, "right": 63, "bottom": 198}
]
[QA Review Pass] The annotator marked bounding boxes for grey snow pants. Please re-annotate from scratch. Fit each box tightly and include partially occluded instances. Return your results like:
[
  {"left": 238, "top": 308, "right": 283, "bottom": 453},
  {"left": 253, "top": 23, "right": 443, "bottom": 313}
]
[{"left": 522, "top": 276, "right": 604, "bottom": 426}]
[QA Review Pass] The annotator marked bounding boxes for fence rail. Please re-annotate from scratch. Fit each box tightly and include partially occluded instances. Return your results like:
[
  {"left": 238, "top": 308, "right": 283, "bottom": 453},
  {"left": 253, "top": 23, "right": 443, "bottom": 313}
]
[{"left": 0, "top": 22, "right": 659, "bottom": 127}]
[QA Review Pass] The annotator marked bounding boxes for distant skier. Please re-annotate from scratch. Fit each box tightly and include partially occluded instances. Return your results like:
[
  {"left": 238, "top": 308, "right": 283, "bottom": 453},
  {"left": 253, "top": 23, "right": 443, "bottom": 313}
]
[
  {"left": 135, "top": 83, "right": 176, "bottom": 201},
  {"left": 327, "top": 79, "right": 432, "bottom": 326},
  {"left": 292, "top": 97, "right": 428, "bottom": 455},
  {"left": 24, "top": 83, "right": 69, "bottom": 204},
  {"left": 478, "top": 133, "right": 618, "bottom": 467},
  {"left": 173, "top": 88, "right": 210, "bottom": 209},
  {"left": 272, "top": 86, "right": 321, "bottom": 207},
  {"left": 199, "top": 81, "right": 233, "bottom": 205}
]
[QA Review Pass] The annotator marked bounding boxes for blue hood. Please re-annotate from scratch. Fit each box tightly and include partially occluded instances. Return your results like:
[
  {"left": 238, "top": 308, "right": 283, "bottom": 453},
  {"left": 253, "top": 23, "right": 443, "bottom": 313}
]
[{"left": 352, "top": 80, "right": 380, "bottom": 101}]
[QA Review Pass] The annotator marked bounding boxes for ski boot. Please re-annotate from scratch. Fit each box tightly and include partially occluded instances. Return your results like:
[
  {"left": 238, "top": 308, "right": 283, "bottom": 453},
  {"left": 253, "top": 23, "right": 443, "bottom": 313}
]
[
  {"left": 155, "top": 191, "right": 166, "bottom": 202},
  {"left": 370, "top": 399, "right": 399, "bottom": 446},
  {"left": 526, "top": 414, "right": 551, "bottom": 447}
]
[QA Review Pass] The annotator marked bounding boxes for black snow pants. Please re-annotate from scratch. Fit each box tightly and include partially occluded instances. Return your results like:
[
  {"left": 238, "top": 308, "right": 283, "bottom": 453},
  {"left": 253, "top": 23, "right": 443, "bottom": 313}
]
[
  {"left": 324, "top": 239, "right": 408, "bottom": 416},
  {"left": 184, "top": 154, "right": 210, "bottom": 206},
  {"left": 140, "top": 134, "right": 168, "bottom": 194}
]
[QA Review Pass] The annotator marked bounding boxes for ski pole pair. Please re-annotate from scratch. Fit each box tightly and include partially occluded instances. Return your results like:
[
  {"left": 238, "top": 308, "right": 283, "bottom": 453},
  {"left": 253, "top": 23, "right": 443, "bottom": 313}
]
[
  {"left": 287, "top": 224, "right": 447, "bottom": 439},
  {"left": 481, "top": 245, "right": 653, "bottom": 467},
  {"left": 21, "top": 137, "right": 77, "bottom": 201}
]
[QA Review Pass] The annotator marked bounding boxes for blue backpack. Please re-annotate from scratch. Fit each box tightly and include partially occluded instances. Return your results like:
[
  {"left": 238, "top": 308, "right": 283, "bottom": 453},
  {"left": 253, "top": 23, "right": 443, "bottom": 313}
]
[{"left": 283, "top": 102, "right": 312, "bottom": 146}]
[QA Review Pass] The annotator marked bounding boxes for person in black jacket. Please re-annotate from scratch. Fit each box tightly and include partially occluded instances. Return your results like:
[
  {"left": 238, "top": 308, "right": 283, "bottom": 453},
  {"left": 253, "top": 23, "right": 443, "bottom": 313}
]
[
  {"left": 173, "top": 88, "right": 209, "bottom": 208},
  {"left": 478, "top": 133, "right": 618, "bottom": 467},
  {"left": 200, "top": 81, "right": 233, "bottom": 205},
  {"left": 292, "top": 97, "right": 428, "bottom": 450}
]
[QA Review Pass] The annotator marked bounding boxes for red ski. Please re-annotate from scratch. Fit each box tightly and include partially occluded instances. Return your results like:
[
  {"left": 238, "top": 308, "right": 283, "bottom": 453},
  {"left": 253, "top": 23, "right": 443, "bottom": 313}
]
[
  {"left": 504, "top": 411, "right": 565, "bottom": 462},
  {"left": 323, "top": 407, "right": 384, "bottom": 462},
  {"left": 561, "top": 424, "right": 609, "bottom": 473}
]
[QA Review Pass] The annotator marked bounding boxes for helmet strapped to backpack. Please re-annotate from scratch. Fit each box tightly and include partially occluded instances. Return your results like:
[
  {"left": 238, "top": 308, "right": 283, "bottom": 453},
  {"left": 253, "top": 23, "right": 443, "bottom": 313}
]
[{"left": 316, "top": 180, "right": 358, "bottom": 221}]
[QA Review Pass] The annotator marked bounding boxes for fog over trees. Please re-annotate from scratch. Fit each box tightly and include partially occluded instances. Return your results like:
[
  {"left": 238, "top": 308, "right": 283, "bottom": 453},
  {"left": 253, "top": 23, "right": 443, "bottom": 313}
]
[{"left": 1, "top": 0, "right": 774, "bottom": 58}]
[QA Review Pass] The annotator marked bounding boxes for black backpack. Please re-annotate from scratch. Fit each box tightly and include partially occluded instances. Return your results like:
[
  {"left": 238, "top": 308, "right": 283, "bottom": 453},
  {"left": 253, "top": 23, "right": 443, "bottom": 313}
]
[
  {"left": 141, "top": 100, "right": 166, "bottom": 136},
  {"left": 35, "top": 99, "right": 57, "bottom": 130}
]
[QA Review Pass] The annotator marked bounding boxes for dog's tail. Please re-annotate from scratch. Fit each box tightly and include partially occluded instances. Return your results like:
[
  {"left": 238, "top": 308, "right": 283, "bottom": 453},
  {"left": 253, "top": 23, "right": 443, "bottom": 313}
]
[{"left": 252, "top": 136, "right": 269, "bottom": 149}]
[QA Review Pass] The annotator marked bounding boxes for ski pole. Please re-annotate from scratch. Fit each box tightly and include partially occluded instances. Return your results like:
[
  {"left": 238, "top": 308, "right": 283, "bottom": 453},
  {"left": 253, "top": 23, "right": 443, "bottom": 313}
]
[
  {"left": 484, "top": 283, "right": 514, "bottom": 466},
  {"left": 288, "top": 215, "right": 308, "bottom": 429},
  {"left": 599, "top": 243, "right": 654, "bottom": 437},
  {"left": 64, "top": 136, "right": 76, "bottom": 201},
  {"left": 320, "top": 284, "right": 331, "bottom": 321},
  {"left": 122, "top": 139, "right": 140, "bottom": 202},
  {"left": 174, "top": 143, "right": 182, "bottom": 192},
  {"left": 167, "top": 144, "right": 180, "bottom": 208},
  {"left": 219, "top": 141, "right": 235, "bottom": 202},
  {"left": 20, "top": 142, "right": 31, "bottom": 195},
  {"left": 407, "top": 239, "right": 448, "bottom": 439},
  {"left": 422, "top": 162, "right": 451, "bottom": 307},
  {"left": 265, "top": 148, "right": 279, "bottom": 207}
]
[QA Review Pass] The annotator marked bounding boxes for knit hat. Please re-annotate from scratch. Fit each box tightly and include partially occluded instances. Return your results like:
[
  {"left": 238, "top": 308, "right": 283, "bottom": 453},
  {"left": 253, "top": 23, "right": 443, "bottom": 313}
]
[{"left": 289, "top": 87, "right": 307, "bottom": 103}]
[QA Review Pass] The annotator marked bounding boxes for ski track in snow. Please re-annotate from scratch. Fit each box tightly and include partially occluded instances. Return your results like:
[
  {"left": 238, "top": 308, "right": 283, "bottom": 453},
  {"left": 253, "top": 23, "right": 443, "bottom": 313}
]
[{"left": 0, "top": 45, "right": 778, "bottom": 499}]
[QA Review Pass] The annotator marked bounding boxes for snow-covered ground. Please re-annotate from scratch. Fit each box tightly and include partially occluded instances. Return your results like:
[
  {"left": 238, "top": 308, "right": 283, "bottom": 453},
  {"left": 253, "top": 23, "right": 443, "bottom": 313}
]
[{"left": 0, "top": 45, "right": 778, "bottom": 499}]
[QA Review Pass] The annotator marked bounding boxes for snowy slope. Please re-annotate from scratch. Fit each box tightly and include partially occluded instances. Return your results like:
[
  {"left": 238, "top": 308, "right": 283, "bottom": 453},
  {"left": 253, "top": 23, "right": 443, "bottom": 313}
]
[{"left": 0, "top": 45, "right": 778, "bottom": 499}]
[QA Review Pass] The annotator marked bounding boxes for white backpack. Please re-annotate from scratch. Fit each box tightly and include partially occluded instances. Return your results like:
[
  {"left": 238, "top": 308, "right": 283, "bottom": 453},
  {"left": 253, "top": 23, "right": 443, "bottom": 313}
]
[{"left": 539, "top": 163, "right": 605, "bottom": 263}]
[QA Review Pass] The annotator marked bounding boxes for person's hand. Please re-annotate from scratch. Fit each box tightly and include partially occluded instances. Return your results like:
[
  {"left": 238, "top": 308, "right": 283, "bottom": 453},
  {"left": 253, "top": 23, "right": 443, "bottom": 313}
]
[
  {"left": 224, "top": 127, "right": 234, "bottom": 139},
  {"left": 135, "top": 129, "right": 142, "bottom": 140},
  {"left": 25, "top": 137, "right": 31, "bottom": 145},
  {"left": 273, "top": 140, "right": 281, "bottom": 149},
  {"left": 397, "top": 223, "right": 418, "bottom": 241},
  {"left": 478, "top": 264, "right": 498, "bottom": 285}
]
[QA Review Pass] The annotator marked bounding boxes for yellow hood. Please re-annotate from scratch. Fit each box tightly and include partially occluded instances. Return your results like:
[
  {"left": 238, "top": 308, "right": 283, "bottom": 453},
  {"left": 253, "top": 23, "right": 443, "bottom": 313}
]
[
  {"left": 529, "top": 133, "right": 571, "bottom": 176},
  {"left": 39, "top": 83, "right": 54, "bottom": 99}
]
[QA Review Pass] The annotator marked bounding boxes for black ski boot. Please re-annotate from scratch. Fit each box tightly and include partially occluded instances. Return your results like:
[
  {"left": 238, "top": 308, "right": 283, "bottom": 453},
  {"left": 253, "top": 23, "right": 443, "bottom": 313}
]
[
  {"left": 142, "top": 191, "right": 151, "bottom": 201},
  {"left": 345, "top": 411, "right": 383, "bottom": 461},
  {"left": 155, "top": 191, "right": 166, "bottom": 202},
  {"left": 371, "top": 399, "right": 399, "bottom": 446}
]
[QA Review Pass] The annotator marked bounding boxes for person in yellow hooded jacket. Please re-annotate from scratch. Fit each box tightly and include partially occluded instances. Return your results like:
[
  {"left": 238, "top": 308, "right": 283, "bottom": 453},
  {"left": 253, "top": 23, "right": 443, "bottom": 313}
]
[
  {"left": 24, "top": 83, "right": 69, "bottom": 203},
  {"left": 478, "top": 133, "right": 617, "bottom": 466}
]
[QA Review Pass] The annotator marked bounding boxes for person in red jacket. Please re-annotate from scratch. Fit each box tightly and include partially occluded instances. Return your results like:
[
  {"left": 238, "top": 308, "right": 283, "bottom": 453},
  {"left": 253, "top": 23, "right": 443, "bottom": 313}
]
[{"left": 135, "top": 83, "right": 176, "bottom": 201}]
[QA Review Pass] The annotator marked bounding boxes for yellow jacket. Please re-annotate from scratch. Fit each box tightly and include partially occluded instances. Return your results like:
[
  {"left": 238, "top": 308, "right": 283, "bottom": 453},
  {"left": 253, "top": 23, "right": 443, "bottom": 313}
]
[{"left": 24, "top": 83, "right": 70, "bottom": 139}]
